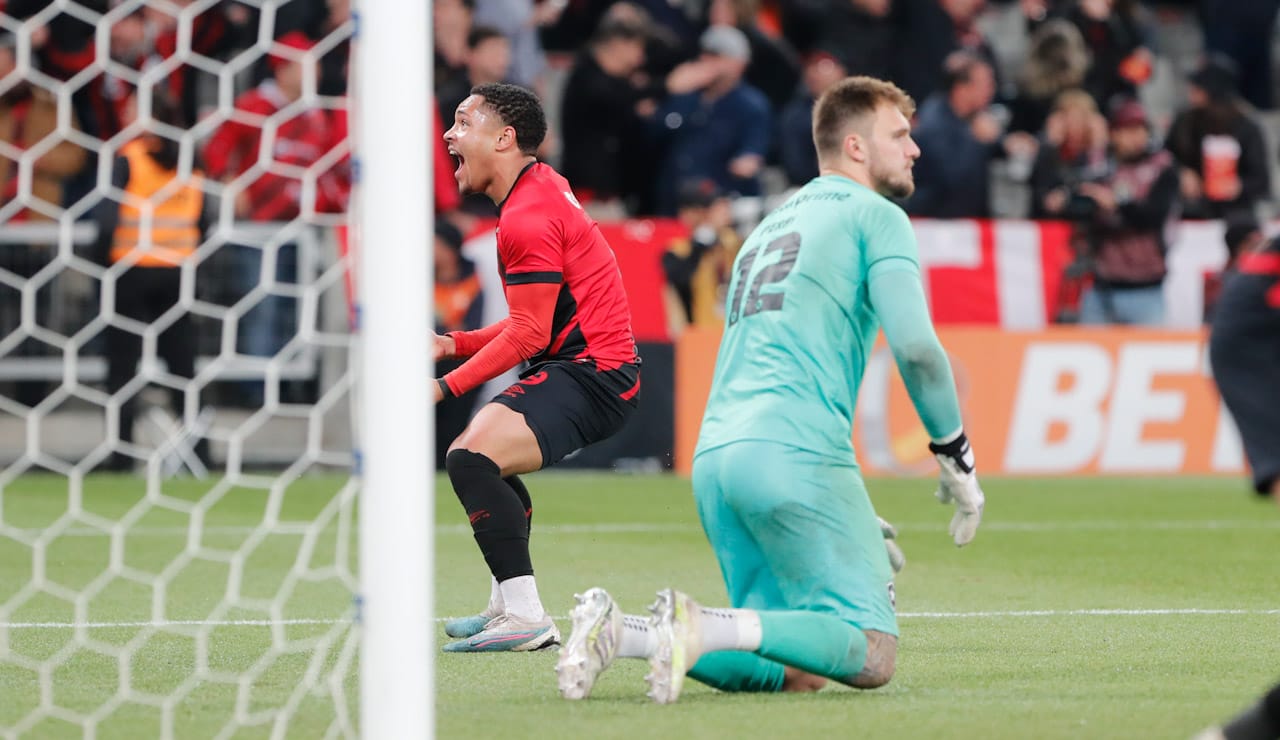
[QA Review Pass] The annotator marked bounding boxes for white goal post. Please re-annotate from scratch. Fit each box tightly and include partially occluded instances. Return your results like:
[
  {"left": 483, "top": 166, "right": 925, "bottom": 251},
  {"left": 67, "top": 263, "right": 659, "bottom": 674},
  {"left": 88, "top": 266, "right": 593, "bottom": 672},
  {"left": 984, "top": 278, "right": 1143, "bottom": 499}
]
[
  {"left": 0, "top": 0, "right": 433, "bottom": 737},
  {"left": 353, "top": 0, "right": 433, "bottom": 738}
]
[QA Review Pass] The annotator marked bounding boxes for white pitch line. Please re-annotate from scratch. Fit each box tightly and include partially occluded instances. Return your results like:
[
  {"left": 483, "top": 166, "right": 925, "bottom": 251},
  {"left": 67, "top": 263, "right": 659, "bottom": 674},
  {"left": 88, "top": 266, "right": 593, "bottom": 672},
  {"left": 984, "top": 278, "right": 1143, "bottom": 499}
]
[
  {"left": 951, "top": 520, "right": 1280, "bottom": 532},
  {"left": 1, "top": 618, "right": 346, "bottom": 629},
  {"left": 0, "top": 524, "right": 324, "bottom": 537},
  {"left": 5, "top": 608, "right": 1280, "bottom": 630},
  {"left": 898, "top": 608, "right": 1280, "bottom": 618},
  {"left": 0, "top": 523, "right": 697, "bottom": 538},
  {"left": 4, "top": 519, "right": 1280, "bottom": 538},
  {"left": 434, "top": 523, "right": 699, "bottom": 535}
]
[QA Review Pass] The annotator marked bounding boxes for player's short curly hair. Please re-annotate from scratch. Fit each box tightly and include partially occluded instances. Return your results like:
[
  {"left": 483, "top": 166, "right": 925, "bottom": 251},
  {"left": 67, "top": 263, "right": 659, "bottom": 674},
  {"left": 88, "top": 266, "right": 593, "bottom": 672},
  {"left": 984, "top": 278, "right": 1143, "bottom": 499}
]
[
  {"left": 470, "top": 82, "right": 547, "bottom": 156},
  {"left": 812, "top": 76, "right": 915, "bottom": 162}
]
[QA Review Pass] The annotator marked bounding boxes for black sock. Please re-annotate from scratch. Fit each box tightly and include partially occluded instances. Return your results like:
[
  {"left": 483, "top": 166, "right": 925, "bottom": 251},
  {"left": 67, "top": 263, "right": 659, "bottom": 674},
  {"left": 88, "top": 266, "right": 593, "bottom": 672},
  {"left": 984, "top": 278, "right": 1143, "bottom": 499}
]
[
  {"left": 446, "top": 449, "right": 533, "bottom": 580},
  {"left": 1265, "top": 682, "right": 1280, "bottom": 723},
  {"left": 1223, "top": 682, "right": 1280, "bottom": 740},
  {"left": 504, "top": 475, "right": 532, "bottom": 531}
]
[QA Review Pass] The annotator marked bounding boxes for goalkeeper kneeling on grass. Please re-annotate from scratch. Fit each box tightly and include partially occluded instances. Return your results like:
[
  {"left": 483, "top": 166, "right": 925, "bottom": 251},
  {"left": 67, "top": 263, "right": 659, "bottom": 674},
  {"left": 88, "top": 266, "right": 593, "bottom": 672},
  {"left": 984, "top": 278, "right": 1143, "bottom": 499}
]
[{"left": 556, "top": 76, "right": 985, "bottom": 703}]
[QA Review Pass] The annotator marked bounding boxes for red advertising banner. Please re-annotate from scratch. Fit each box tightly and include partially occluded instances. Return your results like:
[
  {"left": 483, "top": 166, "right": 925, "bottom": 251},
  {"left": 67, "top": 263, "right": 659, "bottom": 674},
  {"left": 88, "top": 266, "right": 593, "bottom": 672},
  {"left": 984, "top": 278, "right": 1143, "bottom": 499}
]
[
  {"left": 453, "top": 218, "right": 1236, "bottom": 339},
  {"left": 595, "top": 220, "right": 688, "bottom": 342}
]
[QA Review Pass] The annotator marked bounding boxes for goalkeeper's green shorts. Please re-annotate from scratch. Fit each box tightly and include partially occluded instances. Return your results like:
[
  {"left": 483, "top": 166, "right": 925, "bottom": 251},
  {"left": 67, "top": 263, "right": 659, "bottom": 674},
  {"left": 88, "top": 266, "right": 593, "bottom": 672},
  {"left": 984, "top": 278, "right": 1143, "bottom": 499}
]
[{"left": 691, "top": 440, "right": 899, "bottom": 637}]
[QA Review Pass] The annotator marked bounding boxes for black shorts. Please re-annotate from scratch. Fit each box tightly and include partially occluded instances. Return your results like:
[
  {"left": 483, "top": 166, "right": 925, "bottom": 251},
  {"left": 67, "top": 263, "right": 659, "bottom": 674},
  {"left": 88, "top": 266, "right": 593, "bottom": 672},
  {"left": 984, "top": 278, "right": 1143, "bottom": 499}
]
[
  {"left": 1209, "top": 272, "right": 1280, "bottom": 494},
  {"left": 491, "top": 360, "right": 640, "bottom": 468}
]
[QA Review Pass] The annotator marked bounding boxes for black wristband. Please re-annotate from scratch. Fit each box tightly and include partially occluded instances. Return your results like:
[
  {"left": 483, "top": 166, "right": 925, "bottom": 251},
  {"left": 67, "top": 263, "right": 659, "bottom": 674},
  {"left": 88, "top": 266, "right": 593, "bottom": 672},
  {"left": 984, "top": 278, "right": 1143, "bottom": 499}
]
[
  {"left": 928, "top": 432, "right": 974, "bottom": 474},
  {"left": 437, "top": 377, "right": 455, "bottom": 399}
]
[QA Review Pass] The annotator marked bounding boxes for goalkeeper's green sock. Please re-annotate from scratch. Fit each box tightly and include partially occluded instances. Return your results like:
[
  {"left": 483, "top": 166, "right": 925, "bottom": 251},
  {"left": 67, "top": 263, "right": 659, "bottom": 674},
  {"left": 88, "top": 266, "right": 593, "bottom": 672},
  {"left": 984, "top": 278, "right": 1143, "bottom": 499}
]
[
  {"left": 698, "top": 608, "right": 867, "bottom": 682},
  {"left": 688, "top": 652, "right": 786, "bottom": 693},
  {"left": 756, "top": 611, "right": 868, "bottom": 681}
]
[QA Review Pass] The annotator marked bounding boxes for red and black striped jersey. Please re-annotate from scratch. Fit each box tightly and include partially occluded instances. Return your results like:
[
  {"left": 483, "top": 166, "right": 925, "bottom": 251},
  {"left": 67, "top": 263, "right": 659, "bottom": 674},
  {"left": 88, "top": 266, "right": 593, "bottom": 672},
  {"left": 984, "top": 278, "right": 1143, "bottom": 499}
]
[{"left": 495, "top": 162, "right": 637, "bottom": 369}]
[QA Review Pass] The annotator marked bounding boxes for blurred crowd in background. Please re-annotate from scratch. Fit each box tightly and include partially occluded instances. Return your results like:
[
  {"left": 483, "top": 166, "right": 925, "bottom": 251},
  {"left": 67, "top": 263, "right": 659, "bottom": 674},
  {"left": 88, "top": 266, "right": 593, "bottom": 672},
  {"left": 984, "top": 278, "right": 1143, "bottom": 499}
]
[
  {"left": 0, "top": 0, "right": 1278, "bottom": 422},
  {"left": 0, "top": 0, "right": 355, "bottom": 433},
  {"left": 431, "top": 0, "right": 1280, "bottom": 335},
  {"left": 0, "top": 0, "right": 353, "bottom": 218}
]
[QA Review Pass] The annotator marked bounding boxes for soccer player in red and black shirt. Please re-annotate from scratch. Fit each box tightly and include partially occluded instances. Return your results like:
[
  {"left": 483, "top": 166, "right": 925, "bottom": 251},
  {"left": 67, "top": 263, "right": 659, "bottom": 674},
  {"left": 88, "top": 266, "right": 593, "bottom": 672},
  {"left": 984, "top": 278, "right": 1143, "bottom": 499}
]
[
  {"left": 1199, "top": 235, "right": 1280, "bottom": 740},
  {"left": 1209, "top": 233, "right": 1280, "bottom": 504},
  {"left": 435, "top": 83, "right": 641, "bottom": 652}
]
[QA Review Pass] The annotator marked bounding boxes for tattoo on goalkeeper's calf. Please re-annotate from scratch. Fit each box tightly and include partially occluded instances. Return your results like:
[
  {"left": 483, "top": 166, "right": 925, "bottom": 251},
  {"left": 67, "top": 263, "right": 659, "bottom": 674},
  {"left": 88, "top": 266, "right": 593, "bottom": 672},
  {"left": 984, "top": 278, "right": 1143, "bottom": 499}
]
[{"left": 847, "top": 630, "right": 897, "bottom": 689}]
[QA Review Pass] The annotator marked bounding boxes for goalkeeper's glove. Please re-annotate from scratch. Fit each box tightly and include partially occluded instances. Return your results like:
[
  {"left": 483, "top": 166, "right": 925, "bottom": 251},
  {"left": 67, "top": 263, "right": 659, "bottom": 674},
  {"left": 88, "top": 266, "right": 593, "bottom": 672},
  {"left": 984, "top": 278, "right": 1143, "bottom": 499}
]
[
  {"left": 877, "top": 516, "right": 906, "bottom": 574},
  {"left": 929, "top": 432, "right": 985, "bottom": 547}
]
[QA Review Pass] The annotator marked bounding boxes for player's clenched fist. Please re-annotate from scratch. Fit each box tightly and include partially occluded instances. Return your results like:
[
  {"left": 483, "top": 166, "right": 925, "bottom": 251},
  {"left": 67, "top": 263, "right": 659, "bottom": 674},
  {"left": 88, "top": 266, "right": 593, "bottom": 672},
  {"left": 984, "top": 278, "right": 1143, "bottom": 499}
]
[
  {"left": 432, "top": 333, "right": 456, "bottom": 362},
  {"left": 928, "top": 432, "right": 985, "bottom": 547}
]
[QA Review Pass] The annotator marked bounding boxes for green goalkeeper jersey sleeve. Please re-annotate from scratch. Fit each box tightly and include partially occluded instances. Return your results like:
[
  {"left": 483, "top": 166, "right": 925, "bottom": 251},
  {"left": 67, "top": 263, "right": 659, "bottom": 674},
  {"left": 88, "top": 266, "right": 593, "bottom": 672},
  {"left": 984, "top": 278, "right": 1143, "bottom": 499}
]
[
  {"left": 694, "top": 174, "right": 963, "bottom": 465},
  {"left": 867, "top": 262, "right": 964, "bottom": 442}
]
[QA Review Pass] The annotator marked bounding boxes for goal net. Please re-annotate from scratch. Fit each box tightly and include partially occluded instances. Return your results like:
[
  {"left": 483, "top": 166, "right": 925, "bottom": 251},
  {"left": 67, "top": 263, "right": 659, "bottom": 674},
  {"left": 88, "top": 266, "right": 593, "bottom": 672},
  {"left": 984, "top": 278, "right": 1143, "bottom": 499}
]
[{"left": 0, "top": 1, "right": 430, "bottom": 737}]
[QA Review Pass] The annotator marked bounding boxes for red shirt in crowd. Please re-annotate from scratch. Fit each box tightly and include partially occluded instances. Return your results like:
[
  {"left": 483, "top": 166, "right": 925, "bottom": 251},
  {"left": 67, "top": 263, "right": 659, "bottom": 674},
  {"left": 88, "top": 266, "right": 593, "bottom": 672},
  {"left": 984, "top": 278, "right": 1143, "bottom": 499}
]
[
  {"left": 203, "top": 81, "right": 337, "bottom": 221},
  {"left": 443, "top": 162, "right": 637, "bottom": 396},
  {"left": 315, "top": 104, "right": 353, "bottom": 214}
]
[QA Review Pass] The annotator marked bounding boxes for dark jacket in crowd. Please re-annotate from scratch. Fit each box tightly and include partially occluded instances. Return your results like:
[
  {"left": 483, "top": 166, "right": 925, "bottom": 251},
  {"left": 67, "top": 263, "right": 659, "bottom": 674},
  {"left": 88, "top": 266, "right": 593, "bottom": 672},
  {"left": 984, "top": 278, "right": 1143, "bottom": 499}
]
[
  {"left": 905, "top": 94, "right": 996, "bottom": 218},
  {"left": 1087, "top": 148, "right": 1180, "bottom": 287},
  {"left": 741, "top": 25, "right": 801, "bottom": 113},
  {"left": 1029, "top": 136, "right": 1112, "bottom": 220},
  {"left": 890, "top": 0, "right": 998, "bottom": 104},
  {"left": 777, "top": 92, "right": 819, "bottom": 186},
  {"left": 651, "top": 83, "right": 772, "bottom": 215},
  {"left": 1199, "top": 0, "right": 1280, "bottom": 109},
  {"left": 560, "top": 52, "right": 654, "bottom": 204},
  {"left": 831, "top": 10, "right": 894, "bottom": 80},
  {"left": 1061, "top": 4, "right": 1146, "bottom": 109},
  {"left": 1165, "top": 105, "right": 1271, "bottom": 218}
]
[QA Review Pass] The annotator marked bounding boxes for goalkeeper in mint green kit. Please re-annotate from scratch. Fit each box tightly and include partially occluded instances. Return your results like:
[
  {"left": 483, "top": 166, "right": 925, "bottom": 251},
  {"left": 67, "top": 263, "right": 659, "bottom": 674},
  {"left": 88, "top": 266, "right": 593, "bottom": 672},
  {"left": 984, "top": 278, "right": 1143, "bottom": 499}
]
[{"left": 555, "top": 76, "right": 986, "bottom": 703}]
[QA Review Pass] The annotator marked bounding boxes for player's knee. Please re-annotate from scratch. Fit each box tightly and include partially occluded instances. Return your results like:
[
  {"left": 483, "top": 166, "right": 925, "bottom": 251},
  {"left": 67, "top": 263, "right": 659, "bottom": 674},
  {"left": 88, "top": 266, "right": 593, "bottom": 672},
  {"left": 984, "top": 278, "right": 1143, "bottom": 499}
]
[
  {"left": 445, "top": 449, "right": 499, "bottom": 497},
  {"left": 843, "top": 630, "right": 897, "bottom": 690},
  {"left": 855, "top": 656, "right": 896, "bottom": 689},
  {"left": 446, "top": 428, "right": 475, "bottom": 457}
]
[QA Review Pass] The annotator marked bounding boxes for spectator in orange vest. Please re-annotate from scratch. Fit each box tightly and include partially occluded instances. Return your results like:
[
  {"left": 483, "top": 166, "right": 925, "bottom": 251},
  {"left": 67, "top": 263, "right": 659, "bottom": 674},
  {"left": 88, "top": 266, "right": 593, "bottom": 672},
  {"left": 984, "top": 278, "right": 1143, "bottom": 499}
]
[{"left": 93, "top": 91, "right": 211, "bottom": 472}]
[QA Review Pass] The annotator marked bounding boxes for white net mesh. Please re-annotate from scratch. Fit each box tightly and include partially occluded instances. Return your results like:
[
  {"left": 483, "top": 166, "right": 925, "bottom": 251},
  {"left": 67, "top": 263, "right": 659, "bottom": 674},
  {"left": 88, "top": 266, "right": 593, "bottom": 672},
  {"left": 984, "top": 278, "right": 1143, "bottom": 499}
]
[{"left": 0, "top": 2, "right": 361, "bottom": 736}]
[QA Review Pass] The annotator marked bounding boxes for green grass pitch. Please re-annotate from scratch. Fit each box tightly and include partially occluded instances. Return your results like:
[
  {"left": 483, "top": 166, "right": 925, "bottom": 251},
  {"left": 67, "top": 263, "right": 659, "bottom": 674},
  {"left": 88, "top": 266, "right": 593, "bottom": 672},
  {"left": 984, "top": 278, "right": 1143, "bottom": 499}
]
[{"left": 2, "top": 472, "right": 1278, "bottom": 738}]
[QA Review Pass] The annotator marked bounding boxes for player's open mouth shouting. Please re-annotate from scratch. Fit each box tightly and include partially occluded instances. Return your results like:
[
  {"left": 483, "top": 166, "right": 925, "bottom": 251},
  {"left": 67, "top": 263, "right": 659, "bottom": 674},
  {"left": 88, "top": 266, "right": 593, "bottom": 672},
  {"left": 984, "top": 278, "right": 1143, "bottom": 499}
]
[{"left": 448, "top": 146, "right": 464, "bottom": 180}]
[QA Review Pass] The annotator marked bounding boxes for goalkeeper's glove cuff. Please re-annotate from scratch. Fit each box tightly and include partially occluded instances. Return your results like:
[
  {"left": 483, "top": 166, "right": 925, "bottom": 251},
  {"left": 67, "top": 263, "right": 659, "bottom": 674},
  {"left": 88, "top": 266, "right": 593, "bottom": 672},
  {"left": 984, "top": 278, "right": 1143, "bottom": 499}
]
[{"left": 929, "top": 432, "right": 975, "bottom": 474}]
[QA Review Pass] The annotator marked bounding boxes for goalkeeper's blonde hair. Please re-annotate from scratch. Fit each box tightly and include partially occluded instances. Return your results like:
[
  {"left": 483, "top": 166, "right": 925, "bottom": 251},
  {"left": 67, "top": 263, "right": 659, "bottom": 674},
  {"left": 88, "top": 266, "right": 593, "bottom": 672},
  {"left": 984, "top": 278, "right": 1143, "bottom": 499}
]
[{"left": 812, "top": 76, "right": 915, "bottom": 162}]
